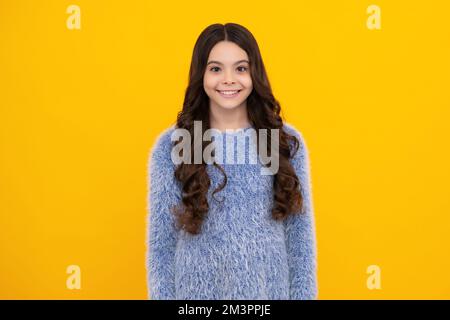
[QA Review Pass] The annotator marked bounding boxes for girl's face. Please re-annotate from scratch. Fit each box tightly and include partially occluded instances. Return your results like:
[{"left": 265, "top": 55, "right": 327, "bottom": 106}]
[{"left": 203, "top": 41, "right": 253, "bottom": 111}]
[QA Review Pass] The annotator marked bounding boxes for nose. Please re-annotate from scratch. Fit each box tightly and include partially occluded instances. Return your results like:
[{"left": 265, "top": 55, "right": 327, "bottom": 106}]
[
  {"left": 223, "top": 79, "right": 235, "bottom": 85},
  {"left": 222, "top": 69, "right": 236, "bottom": 85},
  {"left": 223, "top": 80, "right": 236, "bottom": 85}
]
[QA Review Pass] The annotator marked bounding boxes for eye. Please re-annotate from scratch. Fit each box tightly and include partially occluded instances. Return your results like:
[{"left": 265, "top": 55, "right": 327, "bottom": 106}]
[
  {"left": 210, "top": 66, "right": 220, "bottom": 72},
  {"left": 237, "top": 66, "right": 248, "bottom": 72}
]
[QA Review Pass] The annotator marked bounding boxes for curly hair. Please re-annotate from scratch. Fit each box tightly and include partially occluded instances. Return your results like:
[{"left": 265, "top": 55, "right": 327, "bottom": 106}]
[{"left": 171, "top": 23, "right": 305, "bottom": 235}]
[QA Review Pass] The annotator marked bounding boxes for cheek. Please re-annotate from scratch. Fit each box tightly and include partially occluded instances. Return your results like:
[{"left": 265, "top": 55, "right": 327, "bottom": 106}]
[
  {"left": 240, "top": 75, "right": 253, "bottom": 89},
  {"left": 203, "top": 75, "right": 218, "bottom": 91}
]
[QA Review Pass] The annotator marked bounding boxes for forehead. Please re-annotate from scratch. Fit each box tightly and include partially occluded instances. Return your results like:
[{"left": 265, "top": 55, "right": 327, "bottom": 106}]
[{"left": 207, "top": 41, "right": 249, "bottom": 64}]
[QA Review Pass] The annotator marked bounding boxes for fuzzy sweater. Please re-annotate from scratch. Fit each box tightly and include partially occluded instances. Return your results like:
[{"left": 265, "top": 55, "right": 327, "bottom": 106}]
[{"left": 146, "top": 122, "right": 318, "bottom": 300}]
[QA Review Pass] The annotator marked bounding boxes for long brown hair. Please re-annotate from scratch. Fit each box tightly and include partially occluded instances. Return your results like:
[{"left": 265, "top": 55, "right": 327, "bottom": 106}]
[{"left": 172, "top": 23, "right": 305, "bottom": 235}]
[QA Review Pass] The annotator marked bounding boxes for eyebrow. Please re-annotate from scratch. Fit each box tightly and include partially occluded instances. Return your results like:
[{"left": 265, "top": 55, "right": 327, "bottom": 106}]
[{"left": 206, "top": 59, "right": 249, "bottom": 66}]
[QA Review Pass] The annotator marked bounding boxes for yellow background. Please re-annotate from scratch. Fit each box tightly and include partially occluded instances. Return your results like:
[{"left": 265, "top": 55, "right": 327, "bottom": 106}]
[{"left": 1, "top": 0, "right": 449, "bottom": 299}]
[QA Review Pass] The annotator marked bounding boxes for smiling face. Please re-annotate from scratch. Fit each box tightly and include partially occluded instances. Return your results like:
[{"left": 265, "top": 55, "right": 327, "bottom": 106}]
[{"left": 203, "top": 41, "right": 253, "bottom": 112}]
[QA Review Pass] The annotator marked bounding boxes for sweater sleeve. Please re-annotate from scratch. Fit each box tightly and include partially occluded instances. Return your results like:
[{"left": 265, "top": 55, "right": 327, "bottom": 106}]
[
  {"left": 283, "top": 125, "right": 318, "bottom": 300},
  {"left": 145, "top": 127, "right": 181, "bottom": 300}
]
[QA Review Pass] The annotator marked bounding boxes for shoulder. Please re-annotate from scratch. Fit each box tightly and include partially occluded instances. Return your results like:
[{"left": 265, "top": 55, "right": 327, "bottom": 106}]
[
  {"left": 281, "top": 122, "right": 312, "bottom": 180},
  {"left": 150, "top": 124, "right": 177, "bottom": 157},
  {"left": 282, "top": 121, "right": 309, "bottom": 156},
  {"left": 147, "top": 124, "right": 178, "bottom": 172}
]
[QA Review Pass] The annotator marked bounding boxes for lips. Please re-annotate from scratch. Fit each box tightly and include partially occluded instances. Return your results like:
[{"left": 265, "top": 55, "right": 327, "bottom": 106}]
[{"left": 216, "top": 89, "right": 242, "bottom": 98}]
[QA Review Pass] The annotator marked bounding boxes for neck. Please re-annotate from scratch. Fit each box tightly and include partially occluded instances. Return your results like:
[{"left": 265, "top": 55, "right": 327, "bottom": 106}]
[{"left": 209, "top": 100, "right": 251, "bottom": 132}]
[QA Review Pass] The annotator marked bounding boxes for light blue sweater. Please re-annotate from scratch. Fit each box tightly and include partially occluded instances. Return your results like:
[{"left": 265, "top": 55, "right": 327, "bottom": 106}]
[{"left": 146, "top": 122, "right": 318, "bottom": 300}]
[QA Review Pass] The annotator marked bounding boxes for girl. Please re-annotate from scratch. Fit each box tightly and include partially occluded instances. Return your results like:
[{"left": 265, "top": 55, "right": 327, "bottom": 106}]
[{"left": 146, "top": 23, "right": 318, "bottom": 300}]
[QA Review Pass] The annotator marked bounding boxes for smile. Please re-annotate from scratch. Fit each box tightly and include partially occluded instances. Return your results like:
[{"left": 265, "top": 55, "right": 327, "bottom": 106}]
[{"left": 216, "top": 89, "right": 241, "bottom": 98}]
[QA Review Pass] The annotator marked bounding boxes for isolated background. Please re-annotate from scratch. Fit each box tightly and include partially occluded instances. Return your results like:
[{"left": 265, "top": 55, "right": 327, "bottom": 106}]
[{"left": 1, "top": 0, "right": 449, "bottom": 299}]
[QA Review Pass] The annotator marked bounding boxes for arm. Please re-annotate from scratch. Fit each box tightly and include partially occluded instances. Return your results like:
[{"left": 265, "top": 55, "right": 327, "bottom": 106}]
[
  {"left": 283, "top": 127, "right": 318, "bottom": 300},
  {"left": 146, "top": 128, "right": 181, "bottom": 300}
]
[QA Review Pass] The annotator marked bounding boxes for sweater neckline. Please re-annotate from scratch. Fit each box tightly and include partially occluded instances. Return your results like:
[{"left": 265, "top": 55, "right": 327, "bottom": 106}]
[{"left": 210, "top": 126, "right": 254, "bottom": 136}]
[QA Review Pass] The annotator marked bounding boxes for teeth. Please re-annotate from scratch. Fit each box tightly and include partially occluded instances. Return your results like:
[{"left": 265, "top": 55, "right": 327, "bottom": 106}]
[{"left": 219, "top": 90, "right": 239, "bottom": 95}]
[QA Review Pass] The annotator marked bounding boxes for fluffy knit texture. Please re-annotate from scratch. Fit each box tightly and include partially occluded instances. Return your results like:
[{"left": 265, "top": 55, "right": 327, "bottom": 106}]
[{"left": 145, "top": 122, "right": 318, "bottom": 300}]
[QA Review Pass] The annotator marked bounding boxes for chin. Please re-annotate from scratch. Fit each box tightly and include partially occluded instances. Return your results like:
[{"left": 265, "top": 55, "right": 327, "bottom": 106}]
[{"left": 215, "top": 101, "right": 244, "bottom": 110}]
